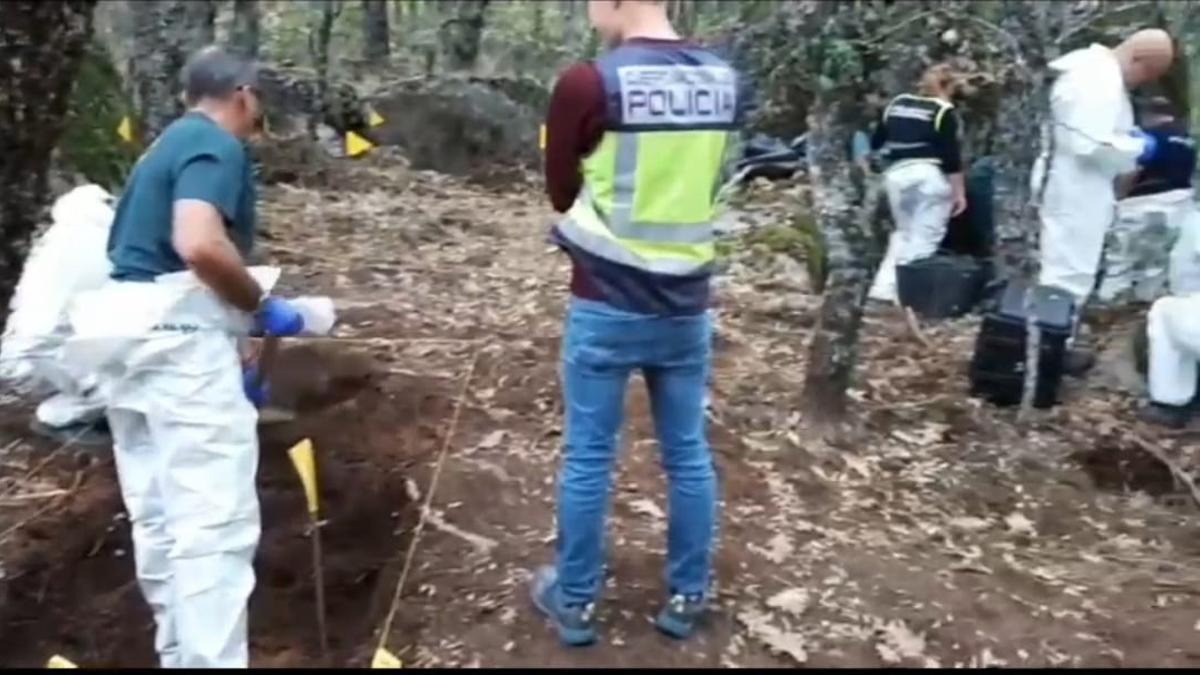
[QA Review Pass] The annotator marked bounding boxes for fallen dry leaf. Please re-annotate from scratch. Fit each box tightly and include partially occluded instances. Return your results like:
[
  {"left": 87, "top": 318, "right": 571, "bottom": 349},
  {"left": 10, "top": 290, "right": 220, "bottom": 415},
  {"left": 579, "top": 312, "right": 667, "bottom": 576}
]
[
  {"left": 737, "top": 608, "right": 808, "bottom": 664},
  {"left": 1005, "top": 512, "right": 1036, "bottom": 536},
  {"left": 629, "top": 498, "right": 665, "bottom": 520},
  {"left": 766, "top": 588, "right": 811, "bottom": 618},
  {"left": 875, "top": 619, "right": 926, "bottom": 665},
  {"left": 949, "top": 516, "right": 991, "bottom": 533}
]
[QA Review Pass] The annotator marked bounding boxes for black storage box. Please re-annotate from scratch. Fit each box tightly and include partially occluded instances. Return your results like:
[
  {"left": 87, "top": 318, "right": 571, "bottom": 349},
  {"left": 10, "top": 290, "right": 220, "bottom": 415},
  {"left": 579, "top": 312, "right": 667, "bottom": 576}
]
[
  {"left": 969, "top": 282, "right": 1075, "bottom": 408},
  {"left": 897, "top": 254, "right": 988, "bottom": 319}
]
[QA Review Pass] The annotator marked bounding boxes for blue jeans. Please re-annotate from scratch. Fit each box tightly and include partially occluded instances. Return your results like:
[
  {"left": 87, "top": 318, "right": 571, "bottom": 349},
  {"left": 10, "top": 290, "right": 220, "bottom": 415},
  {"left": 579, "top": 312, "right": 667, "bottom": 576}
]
[{"left": 555, "top": 298, "right": 717, "bottom": 604}]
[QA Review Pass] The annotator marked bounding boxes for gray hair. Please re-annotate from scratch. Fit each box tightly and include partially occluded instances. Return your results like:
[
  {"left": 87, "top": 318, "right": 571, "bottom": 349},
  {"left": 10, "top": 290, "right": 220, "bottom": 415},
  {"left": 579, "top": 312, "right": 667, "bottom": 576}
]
[{"left": 181, "top": 45, "right": 258, "bottom": 106}]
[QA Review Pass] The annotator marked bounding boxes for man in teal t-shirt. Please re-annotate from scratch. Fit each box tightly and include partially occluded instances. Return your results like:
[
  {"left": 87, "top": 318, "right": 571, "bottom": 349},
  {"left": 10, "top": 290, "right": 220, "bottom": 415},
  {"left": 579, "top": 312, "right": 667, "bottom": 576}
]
[
  {"left": 90, "top": 46, "right": 308, "bottom": 668},
  {"left": 107, "top": 104, "right": 257, "bottom": 280}
]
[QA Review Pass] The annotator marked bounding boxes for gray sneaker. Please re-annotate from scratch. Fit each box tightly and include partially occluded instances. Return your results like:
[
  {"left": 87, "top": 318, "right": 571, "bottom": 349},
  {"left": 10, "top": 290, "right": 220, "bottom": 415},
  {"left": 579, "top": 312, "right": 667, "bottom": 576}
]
[
  {"left": 654, "top": 593, "right": 706, "bottom": 640},
  {"left": 29, "top": 417, "right": 112, "bottom": 449},
  {"left": 1139, "top": 401, "right": 1192, "bottom": 429},
  {"left": 530, "top": 565, "right": 597, "bottom": 646}
]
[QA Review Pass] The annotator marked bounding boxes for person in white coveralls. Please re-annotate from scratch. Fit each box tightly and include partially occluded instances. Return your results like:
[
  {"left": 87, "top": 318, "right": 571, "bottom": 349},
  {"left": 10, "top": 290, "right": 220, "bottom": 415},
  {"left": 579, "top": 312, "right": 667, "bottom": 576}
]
[
  {"left": 1032, "top": 29, "right": 1174, "bottom": 375},
  {"left": 64, "top": 46, "right": 331, "bottom": 668}
]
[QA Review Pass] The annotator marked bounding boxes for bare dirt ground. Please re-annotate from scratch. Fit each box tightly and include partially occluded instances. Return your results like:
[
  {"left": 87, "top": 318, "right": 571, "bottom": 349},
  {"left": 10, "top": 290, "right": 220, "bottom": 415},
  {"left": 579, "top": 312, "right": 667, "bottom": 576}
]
[{"left": 3, "top": 159, "right": 1200, "bottom": 667}]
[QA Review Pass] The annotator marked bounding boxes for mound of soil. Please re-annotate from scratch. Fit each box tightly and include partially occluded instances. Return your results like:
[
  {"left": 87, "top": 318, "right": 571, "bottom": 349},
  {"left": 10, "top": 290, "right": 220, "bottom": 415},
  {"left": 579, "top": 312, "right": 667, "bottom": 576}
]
[{"left": 0, "top": 350, "right": 454, "bottom": 667}]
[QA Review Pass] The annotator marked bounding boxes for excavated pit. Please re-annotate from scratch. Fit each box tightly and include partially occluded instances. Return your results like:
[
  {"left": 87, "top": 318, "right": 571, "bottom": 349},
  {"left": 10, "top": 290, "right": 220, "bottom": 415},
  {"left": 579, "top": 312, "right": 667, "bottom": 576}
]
[
  {"left": 0, "top": 346, "right": 453, "bottom": 667},
  {"left": 1073, "top": 439, "right": 1177, "bottom": 498}
]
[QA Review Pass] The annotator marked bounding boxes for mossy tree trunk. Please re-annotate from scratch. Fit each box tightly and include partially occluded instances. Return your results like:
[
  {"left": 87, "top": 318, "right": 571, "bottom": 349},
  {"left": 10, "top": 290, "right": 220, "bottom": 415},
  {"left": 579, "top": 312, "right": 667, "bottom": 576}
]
[
  {"left": 230, "top": 0, "right": 261, "bottom": 59},
  {"left": 0, "top": 0, "right": 95, "bottom": 314},
  {"left": 800, "top": 2, "right": 893, "bottom": 430},
  {"left": 129, "top": 0, "right": 216, "bottom": 142},
  {"left": 439, "top": 0, "right": 490, "bottom": 72},
  {"left": 363, "top": 0, "right": 391, "bottom": 67}
]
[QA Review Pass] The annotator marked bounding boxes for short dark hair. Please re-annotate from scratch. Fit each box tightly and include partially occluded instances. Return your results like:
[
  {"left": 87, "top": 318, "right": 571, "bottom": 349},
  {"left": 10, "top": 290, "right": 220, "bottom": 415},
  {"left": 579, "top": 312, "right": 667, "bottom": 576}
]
[{"left": 181, "top": 45, "right": 258, "bottom": 106}]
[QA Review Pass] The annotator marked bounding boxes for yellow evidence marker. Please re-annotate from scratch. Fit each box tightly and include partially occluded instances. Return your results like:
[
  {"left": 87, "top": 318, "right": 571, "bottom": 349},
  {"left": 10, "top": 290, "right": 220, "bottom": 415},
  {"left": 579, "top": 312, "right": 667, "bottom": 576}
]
[
  {"left": 46, "top": 655, "right": 78, "bottom": 669},
  {"left": 346, "top": 130, "right": 375, "bottom": 158},
  {"left": 371, "top": 647, "right": 402, "bottom": 669},
  {"left": 368, "top": 107, "right": 386, "bottom": 128},
  {"left": 116, "top": 116, "right": 134, "bottom": 144},
  {"left": 287, "top": 439, "right": 319, "bottom": 515}
]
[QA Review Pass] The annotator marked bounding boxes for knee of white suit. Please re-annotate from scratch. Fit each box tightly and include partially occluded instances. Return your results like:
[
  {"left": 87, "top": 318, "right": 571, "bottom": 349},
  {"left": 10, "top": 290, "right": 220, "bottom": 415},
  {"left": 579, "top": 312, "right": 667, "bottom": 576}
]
[
  {"left": 35, "top": 391, "right": 105, "bottom": 428},
  {"left": 1147, "top": 296, "right": 1200, "bottom": 405}
]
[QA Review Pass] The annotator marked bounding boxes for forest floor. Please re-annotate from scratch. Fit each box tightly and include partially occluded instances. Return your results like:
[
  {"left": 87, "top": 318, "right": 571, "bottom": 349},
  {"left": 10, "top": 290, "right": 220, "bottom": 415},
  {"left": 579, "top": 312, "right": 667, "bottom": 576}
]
[{"left": 3, "top": 156, "right": 1200, "bottom": 667}]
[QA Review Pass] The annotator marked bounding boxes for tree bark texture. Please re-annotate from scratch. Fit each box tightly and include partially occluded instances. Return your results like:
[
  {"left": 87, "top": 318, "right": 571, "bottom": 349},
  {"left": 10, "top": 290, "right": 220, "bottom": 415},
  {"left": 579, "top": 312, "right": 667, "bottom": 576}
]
[
  {"left": 989, "top": 1, "right": 1054, "bottom": 276},
  {"left": 802, "top": 100, "right": 884, "bottom": 425},
  {"left": 0, "top": 0, "right": 95, "bottom": 315},
  {"left": 363, "top": 0, "right": 391, "bottom": 66},
  {"left": 800, "top": 4, "right": 884, "bottom": 427},
  {"left": 439, "top": 0, "right": 490, "bottom": 72},
  {"left": 309, "top": 0, "right": 341, "bottom": 139},
  {"left": 130, "top": 0, "right": 217, "bottom": 142},
  {"left": 230, "top": 0, "right": 261, "bottom": 59}
]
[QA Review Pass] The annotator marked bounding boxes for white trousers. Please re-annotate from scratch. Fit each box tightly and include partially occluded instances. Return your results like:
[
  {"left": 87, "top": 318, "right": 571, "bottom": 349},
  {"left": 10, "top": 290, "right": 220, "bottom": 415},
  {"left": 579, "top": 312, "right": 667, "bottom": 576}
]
[
  {"left": 1147, "top": 294, "right": 1200, "bottom": 406},
  {"left": 1096, "top": 189, "right": 1193, "bottom": 305},
  {"left": 1037, "top": 155, "right": 1118, "bottom": 308},
  {"left": 3, "top": 330, "right": 105, "bottom": 428},
  {"left": 1170, "top": 207, "right": 1200, "bottom": 296},
  {"left": 869, "top": 161, "right": 954, "bottom": 303},
  {"left": 105, "top": 330, "right": 260, "bottom": 668},
  {"left": 35, "top": 390, "right": 105, "bottom": 428}
]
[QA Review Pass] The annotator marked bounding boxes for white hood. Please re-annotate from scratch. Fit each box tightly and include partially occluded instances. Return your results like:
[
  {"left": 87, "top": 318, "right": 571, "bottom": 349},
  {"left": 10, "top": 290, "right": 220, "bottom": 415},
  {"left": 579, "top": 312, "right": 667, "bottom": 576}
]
[
  {"left": 0, "top": 184, "right": 116, "bottom": 381},
  {"left": 1049, "top": 43, "right": 1118, "bottom": 77}
]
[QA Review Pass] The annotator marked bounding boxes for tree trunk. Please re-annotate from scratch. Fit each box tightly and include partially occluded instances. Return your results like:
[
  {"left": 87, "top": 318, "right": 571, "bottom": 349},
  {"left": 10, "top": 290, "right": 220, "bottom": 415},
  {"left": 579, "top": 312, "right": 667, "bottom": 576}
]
[
  {"left": 439, "top": 0, "right": 489, "bottom": 72},
  {"left": 533, "top": 0, "right": 545, "bottom": 40},
  {"left": 363, "top": 0, "right": 390, "bottom": 67},
  {"left": 799, "top": 3, "right": 886, "bottom": 430},
  {"left": 308, "top": 0, "right": 340, "bottom": 140},
  {"left": 129, "top": 0, "right": 216, "bottom": 142},
  {"left": 0, "top": 0, "right": 95, "bottom": 314},
  {"left": 802, "top": 99, "right": 882, "bottom": 427},
  {"left": 230, "top": 0, "right": 260, "bottom": 59},
  {"left": 185, "top": 0, "right": 216, "bottom": 46}
]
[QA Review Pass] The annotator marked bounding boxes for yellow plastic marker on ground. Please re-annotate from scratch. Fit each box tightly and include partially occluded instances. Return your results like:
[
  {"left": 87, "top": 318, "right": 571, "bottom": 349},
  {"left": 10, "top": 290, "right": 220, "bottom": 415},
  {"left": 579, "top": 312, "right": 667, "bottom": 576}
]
[
  {"left": 539, "top": 124, "right": 547, "bottom": 152},
  {"left": 46, "top": 655, "right": 78, "bottom": 669},
  {"left": 368, "top": 108, "right": 386, "bottom": 128},
  {"left": 346, "top": 130, "right": 375, "bottom": 158},
  {"left": 371, "top": 647, "right": 402, "bottom": 668},
  {"left": 116, "top": 116, "right": 134, "bottom": 144},
  {"left": 288, "top": 439, "right": 319, "bottom": 515},
  {"left": 288, "top": 438, "right": 330, "bottom": 659}
]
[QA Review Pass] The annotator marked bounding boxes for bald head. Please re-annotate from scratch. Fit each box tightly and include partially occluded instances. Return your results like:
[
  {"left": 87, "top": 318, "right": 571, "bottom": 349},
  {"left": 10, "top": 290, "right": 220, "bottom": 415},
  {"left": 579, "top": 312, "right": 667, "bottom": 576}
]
[{"left": 1115, "top": 28, "right": 1174, "bottom": 87}]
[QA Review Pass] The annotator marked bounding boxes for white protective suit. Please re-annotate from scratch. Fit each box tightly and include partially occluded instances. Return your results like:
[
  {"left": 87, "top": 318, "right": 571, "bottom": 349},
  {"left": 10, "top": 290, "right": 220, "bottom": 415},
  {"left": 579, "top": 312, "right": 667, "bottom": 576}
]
[
  {"left": 61, "top": 262, "right": 341, "bottom": 668},
  {"left": 0, "top": 185, "right": 115, "bottom": 428},
  {"left": 1169, "top": 206, "right": 1200, "bottom": 295},
  {"left": 1032, "top": 44, "right": 1148, "bottom": 308},
  {"left": 1096, "top": 187, "right": 1194, "bottom": 304},
  {"left": 868, "top": 160, "right": 954, "bottom": 302},
  {"left": 1146, "top": 208, "right": 1200, "bottom": 405},
  {"left": 1147, "top": 293, "right": 1200, "bottom": 405}
]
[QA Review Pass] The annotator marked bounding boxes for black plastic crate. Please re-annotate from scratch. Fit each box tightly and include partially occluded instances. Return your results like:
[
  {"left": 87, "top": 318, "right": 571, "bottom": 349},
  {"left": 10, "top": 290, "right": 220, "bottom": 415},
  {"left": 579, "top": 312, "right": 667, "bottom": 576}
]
[
  {"left": 968, "top": 282, "right": 1075, "bottom": 408},
  {"left": 897, "top": 254, "right": 988, "bottom": 319}
]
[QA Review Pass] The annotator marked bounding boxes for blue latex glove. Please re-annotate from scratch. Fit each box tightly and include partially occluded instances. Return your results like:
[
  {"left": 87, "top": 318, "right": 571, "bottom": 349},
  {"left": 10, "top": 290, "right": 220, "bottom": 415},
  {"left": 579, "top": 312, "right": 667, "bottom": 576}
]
[
  {"left": 256, "top": 297, "right": 305, "bottom": 336},
  {"left": 242, "top": 367, "right": 270, "bottom": 408},
  {"left": 1132, "top": 128, "right": 1159, "bottom": 164}
]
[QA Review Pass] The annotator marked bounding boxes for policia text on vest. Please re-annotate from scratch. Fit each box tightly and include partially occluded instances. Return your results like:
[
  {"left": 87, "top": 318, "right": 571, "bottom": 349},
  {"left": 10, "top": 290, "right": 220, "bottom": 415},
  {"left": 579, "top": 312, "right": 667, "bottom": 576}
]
[{"left": 618, "top": 66, "right": 737, "bottom": 126}]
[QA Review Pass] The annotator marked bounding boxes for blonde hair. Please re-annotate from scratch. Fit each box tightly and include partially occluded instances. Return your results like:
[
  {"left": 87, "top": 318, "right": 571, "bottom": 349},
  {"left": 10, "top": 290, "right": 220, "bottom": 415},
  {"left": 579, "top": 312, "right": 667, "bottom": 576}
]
[{"left": 918, "top": 64, "right": 958, "bottom": 99}]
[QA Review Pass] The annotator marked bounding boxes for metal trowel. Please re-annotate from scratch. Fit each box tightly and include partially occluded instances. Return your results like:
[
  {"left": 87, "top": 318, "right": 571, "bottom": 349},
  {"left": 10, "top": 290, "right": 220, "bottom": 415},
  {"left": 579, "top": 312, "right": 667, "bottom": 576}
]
[{"left": 255, "top": 335, "right": 298, "bottom": 425}]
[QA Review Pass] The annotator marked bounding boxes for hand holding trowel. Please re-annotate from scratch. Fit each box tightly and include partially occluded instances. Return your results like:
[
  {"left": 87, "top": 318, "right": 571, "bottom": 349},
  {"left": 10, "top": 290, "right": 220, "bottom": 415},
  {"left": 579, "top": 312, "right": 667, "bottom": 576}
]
[{"left": 245, "top": 296, "right": 337, "bottom": 424}]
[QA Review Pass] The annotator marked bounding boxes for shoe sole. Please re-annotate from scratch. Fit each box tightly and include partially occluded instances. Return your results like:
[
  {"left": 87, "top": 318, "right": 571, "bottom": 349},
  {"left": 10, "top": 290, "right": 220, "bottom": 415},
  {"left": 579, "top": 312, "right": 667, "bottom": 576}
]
[
  {"left": 530, "top": 582, "right": 596, "bottom": 647},
  {"left": 28, "top": 419, "right": 112, "bottom": 449},
  {"left": 654, "top": 612, "right": 696, "bottom": 640}
]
